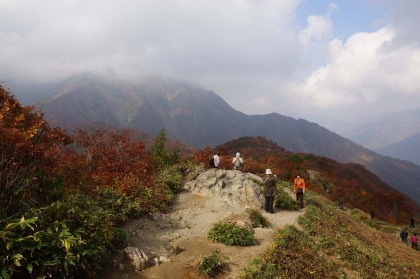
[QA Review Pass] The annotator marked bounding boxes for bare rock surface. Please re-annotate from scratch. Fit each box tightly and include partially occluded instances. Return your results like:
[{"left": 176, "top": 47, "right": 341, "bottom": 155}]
[{"left": 101, "top": 170, "right": 304, "bottom": 279}]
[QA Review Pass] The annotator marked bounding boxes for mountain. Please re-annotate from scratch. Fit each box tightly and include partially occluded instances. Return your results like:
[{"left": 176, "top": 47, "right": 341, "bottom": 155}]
[
  {"left": 13, "top": 74, "right": 420, "bottom": 204},
  {"left": 375, "top": 133, "right": 420, "bottom": 166},
  {"left": 334, "top": 108, "right": 420, "bottom": 149}
]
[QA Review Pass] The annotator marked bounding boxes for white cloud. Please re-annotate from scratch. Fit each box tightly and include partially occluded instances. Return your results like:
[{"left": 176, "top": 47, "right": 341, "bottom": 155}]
[
  {"left": 294, "top": 25, "right": 420, "bottom": 117},
  {"left": 2, "top": 0, "right": 420, "bottom": 126},
  {"left": 298, "top": 3, "right": 336, "bottom": 49}
]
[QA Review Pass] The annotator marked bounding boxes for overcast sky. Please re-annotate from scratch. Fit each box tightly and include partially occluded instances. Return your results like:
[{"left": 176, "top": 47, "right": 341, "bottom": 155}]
[{"left": 1, "top": 0, "right": 420, "bottom": 129}]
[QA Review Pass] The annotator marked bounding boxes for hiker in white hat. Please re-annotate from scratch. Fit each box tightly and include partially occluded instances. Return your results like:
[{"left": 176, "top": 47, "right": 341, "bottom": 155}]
[{"left": 263, "top": 169, "right": 278, "bottom": 213}]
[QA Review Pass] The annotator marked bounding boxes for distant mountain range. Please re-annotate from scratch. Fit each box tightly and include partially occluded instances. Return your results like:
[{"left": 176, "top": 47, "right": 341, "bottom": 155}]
[
  {"left": 335, "top": 108, "right": 420, "bottom": 149},
  {"left": 375, "top": 133, "right": 420, "bottom": 166},
  {"left": 11, "top": 74, "right": 420, "bottom": 204}
]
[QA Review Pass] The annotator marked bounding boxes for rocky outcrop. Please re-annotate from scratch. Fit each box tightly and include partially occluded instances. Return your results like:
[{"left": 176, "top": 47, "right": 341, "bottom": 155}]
[{"left": 183, "top": 169, "right": 264, "bottom": 209}]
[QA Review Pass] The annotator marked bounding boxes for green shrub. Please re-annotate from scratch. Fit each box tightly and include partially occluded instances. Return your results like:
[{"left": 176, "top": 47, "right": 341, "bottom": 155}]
[
  {"left": 289, "top": 154, "right": 304, "bottom": 164},
  {"left": 156, "top": 164, "right": 184, "bottom": 194},
  {"left": 246, "top": 208, "right": 270, "bottom": 228},
  {"left": 208, "top": 222, "right": 255, "bottom": 246},
  {"left": 0, "top": 189, "right": 138, "bottom": 278},
  {"left": 198, "top": 250, "right": 229, "bottom": 278},
  {"left": 240, "top": 258, "right": 277, "bottom": 279},
  {"left": 275, "top": 185, "right": 300, "bottom": 210}
]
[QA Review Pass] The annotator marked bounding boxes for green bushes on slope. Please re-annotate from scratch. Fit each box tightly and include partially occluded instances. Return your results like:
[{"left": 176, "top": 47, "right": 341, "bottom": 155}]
[{"left": 241, "top": 192, "right": 420, "bottom": 279}]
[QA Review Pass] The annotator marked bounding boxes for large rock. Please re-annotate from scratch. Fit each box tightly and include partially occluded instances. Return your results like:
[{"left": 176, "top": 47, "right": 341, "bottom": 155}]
[{"left": 184, "top": 169, "right": 264, "bottom": 209}]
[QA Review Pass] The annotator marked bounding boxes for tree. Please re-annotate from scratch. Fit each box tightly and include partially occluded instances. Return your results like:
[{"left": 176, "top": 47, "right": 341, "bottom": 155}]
[
  {"left": 0, "top": 86, "right": 69, "bottom": 214},
  {"left": 151, "top": 129, "right": 170, "bottom": 170},
  {"left": 58, "top": 129, "right": 154, "bottom": 194}
]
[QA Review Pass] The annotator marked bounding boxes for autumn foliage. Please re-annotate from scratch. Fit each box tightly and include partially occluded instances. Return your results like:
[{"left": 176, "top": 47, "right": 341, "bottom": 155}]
[
  {"left": 57, "top": 129, "right": 155, "bottom": 194},
  {"left": 0, "top": 86, "right": 69, "bottom": 214},
  {"left": 218, "top": 136, "right": 419, "bottom": 224}
]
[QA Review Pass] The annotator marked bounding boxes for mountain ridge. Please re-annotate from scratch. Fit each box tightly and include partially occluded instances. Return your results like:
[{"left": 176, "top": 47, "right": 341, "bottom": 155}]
[{"left": 13, "top": 74, "right": 420, "bottom": 203}]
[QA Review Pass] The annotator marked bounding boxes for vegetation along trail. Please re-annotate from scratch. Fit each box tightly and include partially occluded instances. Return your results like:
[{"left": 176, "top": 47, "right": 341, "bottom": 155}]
[{"left": 102, "top": 186, "right": 304, "bottom": 279}]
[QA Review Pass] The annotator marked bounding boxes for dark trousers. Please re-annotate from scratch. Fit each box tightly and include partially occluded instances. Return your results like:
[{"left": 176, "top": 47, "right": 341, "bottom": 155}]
[
  {"left": 264, "top": 196, "right": 274, "bottom": 213},
  {"left": 296, "top": 192, "right": 304, "bottom": 209},
  {"left": 412, "top": 242, "right": 418, "bottom": 250}
]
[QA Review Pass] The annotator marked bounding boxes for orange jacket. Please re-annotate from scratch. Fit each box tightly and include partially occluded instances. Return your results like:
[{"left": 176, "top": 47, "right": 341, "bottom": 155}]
[{"left": 293, "top": 177, "right": 306, "bottom": 193}]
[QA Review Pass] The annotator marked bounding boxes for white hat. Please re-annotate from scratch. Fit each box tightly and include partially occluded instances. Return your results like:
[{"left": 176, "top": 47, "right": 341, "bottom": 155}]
[
  {"left": 236, "top": 152, "right": 240, "bottom": 158},
  {"left": 265, "top": 169, "right": 272, "bottom": 175}
]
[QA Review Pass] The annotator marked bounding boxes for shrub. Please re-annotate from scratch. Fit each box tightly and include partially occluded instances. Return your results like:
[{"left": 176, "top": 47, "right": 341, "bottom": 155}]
[
  {"left": 197, "top": 250, "right": 229, "bottom": 278},
  {"left": 240, "top": 258, "right": 277, "bottom": 279},
  {"left": 246, "top": 208, "right": 270, "bottom": 228},
  {"left": 208, "top": 222, "right": 254, "bottom": 246},
  {"left": 0, "top": 188, "right": 141, "bottom": 278},
  {"left": 275, "top": 184, "right": 300, "bottom": 210},
  {"left": 156, "top": 164, "right": 184, "bottom": 194}
]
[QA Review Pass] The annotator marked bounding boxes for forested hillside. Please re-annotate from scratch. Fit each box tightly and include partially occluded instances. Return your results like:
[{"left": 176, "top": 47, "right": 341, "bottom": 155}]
[{"left": 215, "top": 136, "right": 419, "bottom": 224}]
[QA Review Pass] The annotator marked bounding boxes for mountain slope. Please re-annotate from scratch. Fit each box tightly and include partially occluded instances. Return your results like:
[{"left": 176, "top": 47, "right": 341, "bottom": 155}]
[
  {"left": 375, "top": 133, "right": 420, "bottom": 166},
  {"left": 217, "top": 136, "right": 419, "bottom": 223},
  {"left": 336, "top": 108, "right": 420, "bottom": 149},
  {"left": 17, "top": 74, "right": 420, "bottom": 203}
]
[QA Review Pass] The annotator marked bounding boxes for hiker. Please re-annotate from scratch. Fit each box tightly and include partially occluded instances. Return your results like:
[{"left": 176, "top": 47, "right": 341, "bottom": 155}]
[
  {"left": 232, "top": 152, "right": 244, "bottom": 170},
  {"left": 293, "top": 175, "right": 306, "bottom": 209},
  {"left": 411, "top": 233, "right": 418, "bottom": 250},
  {"left": 370, "top": 210, "right": 375, "bottom": 220},
  {"left": 400, "top": 228, "right": 409, "bottom": 244},
  {"left": 211, "top": 152, "right": 221, "bottom": 169},
  {"left": 263, "top": 169, "right": 278, "bottom": 214},
  {"left": 410, "top": 217, "right": 415, "bottom": 228}
]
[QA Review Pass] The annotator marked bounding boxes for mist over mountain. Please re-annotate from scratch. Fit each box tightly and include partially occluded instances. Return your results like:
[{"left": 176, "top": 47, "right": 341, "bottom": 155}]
[
  {"left": 11, "top": 74, "right": 420, "bottom": 204},
  {"left": 332, "top": 108, "right": 420, "bottom": 150},
  {"left": 375, "top": 133, "right": 420, "bottom": 166}
]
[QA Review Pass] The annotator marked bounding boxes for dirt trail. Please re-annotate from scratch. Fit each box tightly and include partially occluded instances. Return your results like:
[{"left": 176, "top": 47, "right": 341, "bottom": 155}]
[{"left": 102, "top": 188, "right": 304, "bottom": 279}]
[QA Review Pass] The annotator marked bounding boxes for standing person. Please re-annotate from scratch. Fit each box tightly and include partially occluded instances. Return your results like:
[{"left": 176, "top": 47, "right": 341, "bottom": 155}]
[
  {"left": 293, "top": 175, "right": 306, "bottom": 209},
  {"left": 370, "top": 210, "right": 375, "bottom": 220},
  {"left": 263, "top": 169, "right": 278, "bottom": 214},
  {"left": 232, "top": 152, "right": 244, "bottom": 170},
  {"left": 211, "top": 152, "right": 221, "bottom": 169},
  {"left": 410, "top": 217, "right": 415, "bottom": 228},
  {"left": 411, "top": 233, "right": 418, "bottom": 250},
  {"left": 400, "top": 228, "right": 409, "bottom": 244}
]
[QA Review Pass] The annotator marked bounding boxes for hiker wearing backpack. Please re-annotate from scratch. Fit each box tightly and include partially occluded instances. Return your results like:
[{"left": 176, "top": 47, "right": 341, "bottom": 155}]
[
  {"left": 263, "top": 169, "right": 278, "bottom": 213},
  {"left": 293, "top": 175, "right": 306, "bottom": 209},
  {"left": 232, "top": 152, "right": 243, "bottom": 170},
  {"left": 400, "top": 228, "right": 409, "bottom": 244},
  {"left": 210, "top": 152, "right": 221, "bottom": 169}
]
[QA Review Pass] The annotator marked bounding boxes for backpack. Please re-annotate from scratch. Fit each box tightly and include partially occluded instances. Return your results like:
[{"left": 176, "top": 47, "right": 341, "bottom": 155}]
[
  {"left": 234, "top": 158, "right": 242, "bottom": 168},
  {"left": 209, "top": 156, "right": 215, "bottom": 167}
]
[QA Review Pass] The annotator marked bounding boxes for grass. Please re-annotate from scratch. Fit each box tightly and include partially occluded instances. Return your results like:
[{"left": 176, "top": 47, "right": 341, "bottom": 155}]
[{"left": 241, "top": 191, "right": 420, "bottom": 279}]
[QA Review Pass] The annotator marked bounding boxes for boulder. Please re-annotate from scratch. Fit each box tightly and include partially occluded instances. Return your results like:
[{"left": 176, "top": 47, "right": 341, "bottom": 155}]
[
  {"left": 183, "top": 169, "right": 264, "bottom": 209},
  {"left": 124, "top": 246, "right": 151, "bottom": 272}
]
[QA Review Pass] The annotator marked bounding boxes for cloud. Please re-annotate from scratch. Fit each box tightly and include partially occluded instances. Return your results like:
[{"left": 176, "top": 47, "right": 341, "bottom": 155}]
[
  {"left": 292, "top": 23, "right": 420, "bottom": 119},
  {"left": 2, "top": 0, "right": 420, "bottom": 126},
  {"left": 298, "top": 3, "right": 336, "bottom": 49},
  {"left": 0, "top": 0, "right": 301, "bottom": 83}
]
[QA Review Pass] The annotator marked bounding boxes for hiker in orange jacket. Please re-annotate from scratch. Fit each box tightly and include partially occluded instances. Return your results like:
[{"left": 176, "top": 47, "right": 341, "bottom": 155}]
[{"left": 293, "top": 175, "right": 306, "bottom": 209}]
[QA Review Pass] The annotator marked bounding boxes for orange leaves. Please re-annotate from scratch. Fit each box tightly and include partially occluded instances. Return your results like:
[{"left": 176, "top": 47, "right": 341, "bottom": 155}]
[
  {"left": 192, "top": 146, "right": 212, "bottom": 167},
  {"left": 0, "top": 86, "right": 70, "bottom": 214},
  {"left": 59, "top": 129, "right": 155, "bottom": 194}
]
